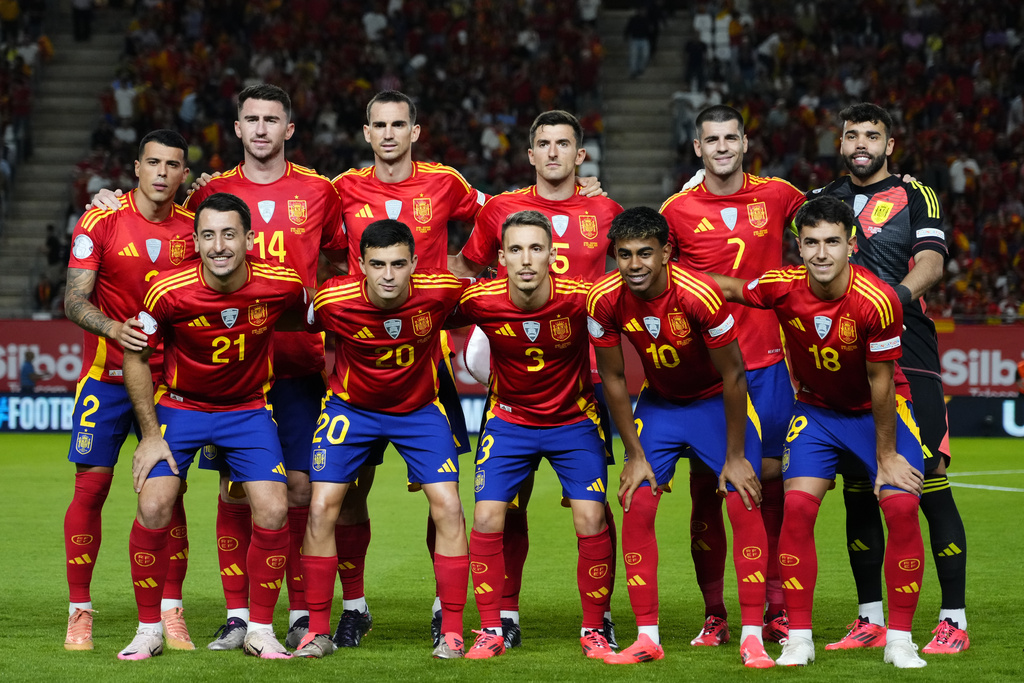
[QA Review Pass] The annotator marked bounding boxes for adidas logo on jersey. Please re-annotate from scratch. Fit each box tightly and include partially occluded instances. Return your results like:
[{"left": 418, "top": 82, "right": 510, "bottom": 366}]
[
  {"left": 437, "top": 458, "right": 457, "bottom": 474},
  {"left": 788, "top": 318, "right": 806, "bottom": 331},
  {"left": 118, "top": 242, "right": 140, "bottom": 257},
  {"left": 623, "top": 318, "right": 643, "bottom": 333},
  {"left": 355, "top": 326, "right": 374, "bottom": 339},
  {"left": 272, "top": 463, "right": 286, "bottom": 476},
  {"left": 694, "top": 218, "right": 715, "bottom": 233},
  {"left": 188, "top": 316, "right": 211, "bottom": 327},
  {"left": 495, "top": 324, "right": 515, "bottom": 337},
  {"left": 356, "top": 204, "right": 374, "bottom": 219},
  {"left": 586, "top": 479, "right": 606, "bottom": 493}
]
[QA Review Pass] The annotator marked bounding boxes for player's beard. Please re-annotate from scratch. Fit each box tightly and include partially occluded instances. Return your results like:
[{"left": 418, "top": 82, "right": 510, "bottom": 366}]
[{"left": 842, "top": 151, "right": 885, "bottom": 180}]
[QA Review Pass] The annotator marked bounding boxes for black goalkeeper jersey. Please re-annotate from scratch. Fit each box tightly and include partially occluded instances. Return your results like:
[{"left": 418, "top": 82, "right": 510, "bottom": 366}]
[{"left": 809, "top": 175, "right": 947, "bottom": 377}]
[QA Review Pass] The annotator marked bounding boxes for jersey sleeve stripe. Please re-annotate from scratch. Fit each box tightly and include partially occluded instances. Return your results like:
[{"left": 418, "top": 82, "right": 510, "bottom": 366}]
[
  {"left": 852, "top": 282, "right": 892, "bottom": 328},
  {"left": 418, "top": 164, "right": 473, "bottom": 192},
  {"left": 144, "top": 273, "right": 199, "bottom": 309},
  {"left": 910, "top": 181, "right": 941, "bottom": 219},
  {"left": 658, "top": 192, "right": 684, "bottom": 213},
  {"left": 586, "top": 278, "right": 621, "bottom": 315},
  {"left": 852, "top": 275, "right": 895, "bottom": 324}
]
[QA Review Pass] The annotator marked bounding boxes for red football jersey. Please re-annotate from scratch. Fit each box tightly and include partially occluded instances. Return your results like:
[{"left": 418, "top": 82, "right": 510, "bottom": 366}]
[
  {"left": 661, "top": 174, "right": 805, "bottom": 370},
  {"left": 69, "top": 191, "right": 197, "bottom": 384},
  {"left": 310, "top": 269, "right": 465, "bottom": 413},
  {"left": 138, "top": 258, "right": 305, "bottom": 412},
  {"left": 333, "top": 161, "right": 485, "bottom": 271},
  {"left": 183, "top": 161, "right": 345, "bottom": 378},
  {"left": 741, "top": 263, "right": 908, "bottom": 412},
  {"left": 450, "top": 277, "right": 596, "bottom": 426},
  {"left": 587, "top": 263, "right": 738, "bottom": 402},
  {"left": 461, "top": 186, "right": 623, "bottom": 281}
]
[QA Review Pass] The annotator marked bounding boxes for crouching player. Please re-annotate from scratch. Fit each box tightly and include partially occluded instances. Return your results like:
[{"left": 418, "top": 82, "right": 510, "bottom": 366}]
[
  {"left": 295, "top": 220, "right": 470, "bottom": 660},
  {"left": 119, "top": 193, "right": 307, "bottom": 660},
  {"left": 587, "top": 207, "right": 772, "bottom": 668},
  {"left": 710, "top": 196, "right": 928, "bottom": 668},
  {"left": 449, "top": 210, "right": 615, "bottom": 660}
]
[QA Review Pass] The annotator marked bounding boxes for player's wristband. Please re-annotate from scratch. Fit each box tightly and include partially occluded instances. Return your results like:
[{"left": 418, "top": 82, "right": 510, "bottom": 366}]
[{"left": 893, "top": 284, "right": 913, "bottom": 305}]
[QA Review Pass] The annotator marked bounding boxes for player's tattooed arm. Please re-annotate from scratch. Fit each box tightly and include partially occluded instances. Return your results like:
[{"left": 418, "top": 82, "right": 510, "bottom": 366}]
[
  {"left": 595, "top": 344, "right": 657, "bottom": 511},
  {"left": 866, "top": 359, "right": 923, "bottom": 497},
  {"left": 124, "top": 347, "right": 178, "bottom": 492},
  {"left": 65, "top": 268, "right": 115, "bottom": 337},
  {"left": 709, "top": 340, "right": 761, "bottom": 509}
]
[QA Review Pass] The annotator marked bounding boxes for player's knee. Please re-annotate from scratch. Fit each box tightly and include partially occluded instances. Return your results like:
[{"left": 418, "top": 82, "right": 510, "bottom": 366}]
[
  {"left": 571, "top": 502, "right": 607, "bottom": 536},
  {"left": 250, "top": 496, "right": 288, "bottom": 530},
  {"left": 137, "top": 495, "right": 174, "bottom": 529},
  {"left": 286, "top": 472, "right": 312, "bottom": 507},
  {"left": 761, "top": 457, "right": 782, "bottom": 480}
]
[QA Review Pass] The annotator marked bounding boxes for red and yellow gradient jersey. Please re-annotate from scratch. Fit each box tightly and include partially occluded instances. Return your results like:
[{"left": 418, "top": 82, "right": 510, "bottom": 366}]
[
  {"left": 138, "top": 257, "right": 305, "bottom": 412},
  {"left": 449, "top": 277, "right": 595, "bottom": 426},
  {"left": 587, "top": 263, "right": 738, "bottom": 402},
  {"left": 69, "top": 191, "right": 197, "bottom": 384},
  {"left": 183, "top": 161, "right": 345, "bottom": 379},
  {"left": 661, "top": 173, "right": 805, "bottom": 370},
  {"left": 333, "top": 161, "right": 485, "bottom": 271},
  {"left": 460, "top": 186, "right": 623, "bottom": 281},
  {"left": 741, "top": 263, "right": 909, "bottom": 413},
  {"left": 310, "top": 269, "right": 465, "bottom": 413}
]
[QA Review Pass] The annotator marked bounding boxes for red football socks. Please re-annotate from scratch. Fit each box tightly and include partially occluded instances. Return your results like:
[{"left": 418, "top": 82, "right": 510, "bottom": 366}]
[
  {"left": 248, "top": 523, "right": 289, "bottom": 624},
  {"left": 216, "top": 497, "right": 252, "bottom": 610},
  {"left": 129, "top": 520, "right": 170, "bottom": 624},
  {"left": 725, "top": 491, "right": 769, "bottom": 625},
  {"left": 500, "top": 511, "right": 529, "bottom": 612},
  {"left": 286, "top": 506, "right": 309, "bottom": 610},
  {"left": 880, "top": 493, "right": 925, "bottom": 631},
  {"left": 778, "top": 490, "right": 822, "bottom": 630},
  {"left": 163, "top": 493, "right": 188, "bottom": 601},
  {"left": 335, "top": 520, "right": 371, "bottom": 600},
  {"left": 469, "top": 529, "right": 504, "bottom": 629},
  {"left": 301, "top": 554, "right": 337, "bottom": 636},
  {"left": 435, "top": 552, "right": 469, "bottom": 635},
  {"left": 621, "top": 487, "right": 661, "bottom": 626},
  {"left": 760, "top": 477, "right": 786, "bottom": 614},
  {"left": 690, "top": 470, "right": 727, "bottom": 617},
  {"left": 577, "top": 528, "right": 614, "bottom": 630},
  {"left": 64, "top": 471, "right": 112, "bottom": 603}
]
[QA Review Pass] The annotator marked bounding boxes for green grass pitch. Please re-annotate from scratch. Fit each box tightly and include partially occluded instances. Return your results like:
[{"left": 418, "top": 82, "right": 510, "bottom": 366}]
[{"left": 1, "top": 435, "right": 1021, "bottom": 681}]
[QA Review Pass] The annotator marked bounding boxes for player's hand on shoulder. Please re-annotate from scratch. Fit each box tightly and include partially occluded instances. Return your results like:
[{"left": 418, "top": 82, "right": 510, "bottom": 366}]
[
  {"left": 576, "top": 175, "right": 608, "bottom": 198},
  {"left": 898, "top": 173, "right": 919, "bottom": 185},
  {"left": 88, "top": 188, "right": 123, "bottom": 211},
  {"left": 132, "top": 436, "right": 178, "bottom": 493},
  {"left": 116, "top": 317, "right": 149, "bottom": 352},
  {"left": 618, "top": 451, "right": 658, "bottom": 512},
  {"left": 873, "top": 453, "right": 923, "bottom": 497},
  {"left": 187, "top": 171, "right": 220, "bottom": 195},
  {"left": 719, "top": 457, "right": 762, "bottom": 509},
  {"left": 681, "top": 168, "right": 706, "bottom": 192}
]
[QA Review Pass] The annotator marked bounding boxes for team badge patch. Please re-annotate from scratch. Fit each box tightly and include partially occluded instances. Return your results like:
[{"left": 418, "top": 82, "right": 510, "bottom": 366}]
[
  {"left": 258, "top": 200, "right": 275, "bottom": 223},
  {"left": 288, "top": 199, "right": 308, "bottom": 225},
  {"left": 643, "top": 316, "right": 661, "bottom": 338},
  {"left": 781, "top": 444, "right": 790, "bottom": 473},
  {"left": 385, "top": 199, "right": 402, "bottom": 220},
  {"left": 146, "top": 238, "right": 161, "bottom": 263},
  {"left": 134, "top": 552, "right": 156, "bottom": 567},
  {"left": 579, "top": 214, "right": 599, "bottom": 239},
  {"left": 668, "top": 312, "right": 690, "bottom": 338},
  {"left": 853, "top": 194, "right": 869, "bottom": 215},
  {"left": 168, "top": 237, "right": 188, "bottom": 265},
  {"left": 814, "top": 315, "right": 832, "bottom": 339},
  {"left": 552, "top": 215, "right": 569, "bottom": 237},
  {"left": 871, "top": 201, "right": 893, "bottom": 225},
  {"left": 474, "top": 468, "right": 485, "bottom": 493},
  {"left": 202, "top": 445, "right": 218, "bottom": 460},
  {"left": 266, "top": 555, "right": 287, "bottom": 570},
  {"left": 721, "top": 207, "right": 738, "bottom": 231},
  {"left": 589, "top": 564, "right": 609, "bottom": 579},
  {"left": 523, "top": 321, "right": 540, "bottom": 342},
  {"left": 838, "top": 315, "right": 857, "bottom": 344},
  {"left": 71, "top": 534, "right": 93, "bottom": 545},
  {"left": 248, "top": 301, "right": 268, "bottom": 327},
  {"left": 72, "top": 234, "right": 94, "bottom": 259},
  {"left": 384, "top": 318, "right": 402, "bottom": 339},
  {"left": 550, "top": 317, "right": 571, "bottom": 342},
  {"left": 312, "top": 448, "right": 326, "bottom": 472},
  {"left": 412, "top": 311, "right": 432, "bottom": 336},
  {"left": 138, "top": 311, "right": 158, "bottom": 335},
  {"left": 587, "top": 316, "right": 605, "bottom": 338},
  {"left": 412, "top": 197, "right": 432, "bottom": 224},
  {"left": 746, "top": 201, "right": 768, "bottom": 229},
  {"left": 222, "top": 308, "right": 239, "bottom": 328},
  {"left": 75, "top": 432, "right": 93, "bottom": 455}
]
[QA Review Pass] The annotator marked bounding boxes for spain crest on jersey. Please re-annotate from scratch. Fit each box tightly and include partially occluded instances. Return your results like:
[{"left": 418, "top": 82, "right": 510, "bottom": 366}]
[
  {"left": 288, "top": 199, "right": 308, "bottom": 225},
  {"left": 668, "top": 312, "right": 690, "bottom": 338},
  {"left": 75, "top": 432, "right": 93, "bottom": 455},
  {"left": 579, "top": 214, "right": 599, "bottom": 240},
  {"left": 412, "top": 311, "right": 432, "bottom": 337},
  {"left": 838, "top": 315, "right": 858, "bottom": 344},
  {"left": 413, "top": 197, "right": 432, "bottom": 224},
  {"left": 871, "top": 201, "right": 893, "bottom": 225},
  {"left": 550, "top": 317, "right": 571, "bottom": 342},
  {"left": 747, "top": 201, "right": 768, "bottom": 229},
  {"left": 474, "top": 468, "right": 485, "bottom": 493},
  {"left": 169, "top": 237, "right": 188, "bottom": 265},
  {"left": 248, "top": 301, "right": 268, "bottom": 327},
  {"left": 312, "top": 448, "right": 327, "bottom": 472}
]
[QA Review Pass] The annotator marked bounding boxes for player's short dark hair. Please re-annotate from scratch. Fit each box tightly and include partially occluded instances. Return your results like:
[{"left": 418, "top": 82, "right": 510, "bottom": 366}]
[
  {"left": 794, "top": 196, "right": 855, "bottom": 238},
  {"left": 528, "top": 110, "right": 583, "bottom": 148},
  {"left": 138, "top": 129, "right": 188, "bottom": 160},
  {"left": 694, "top": 105, "right": 745, "bottom": 139},
  {"left": 194, "top": 193, "right": 252, "bottom": 235},
  {"left": 608, "top": 206, "right": 670, "bottom": 246},
  {"left": 360, "top": 219, "right": 416, "bottom": 257},
  {"left": 366, "top": 90, "right": 417, "bottom": 124},
  {"left": 839, "top": 102, "right": 894, "bottom": 139},
  {"left": 501, "top": 210, "right": 552, "bottom": 246},
  {"left": 237, "top": 83, "right": 292, "bottom": 120}
]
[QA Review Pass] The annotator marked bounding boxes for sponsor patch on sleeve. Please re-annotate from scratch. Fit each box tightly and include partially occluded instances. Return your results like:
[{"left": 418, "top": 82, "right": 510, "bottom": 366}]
[
  {"left": 746, "top": 278, "right": 759, "bottom": 290},
  {"left": 869, "top": 336, "right": 901, "bottom": 352},
  {"left": 138, "top": 311, "right": 158, "bottom": 335},
  {"left": 708, "top": 314, "right": 735, "bottom": 338},
  {"left": 476, "top": 190, "right": 485, "bottom": 205},
  {"left": 72, "top": 234, "right": 94, "bottom": 259},
  {"left": 587, "top": 316, "right": 605, "bottom": 338},
  {"left": 916, "top": 228, "right": 945, "bottom": 239}
]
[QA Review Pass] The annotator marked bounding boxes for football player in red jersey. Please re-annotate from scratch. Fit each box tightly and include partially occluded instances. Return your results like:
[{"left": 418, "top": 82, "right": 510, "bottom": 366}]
[
  {"left": 660, "top": 105, "right": 805, "bottom": 646},
  {"left": 712, "top": 196, "right": 928, "bottom": 669},
  {"left": 294, "top": 220, "right": 470, "bottom": 660},
  {"left": 589, "top": 207, "right": 772, "bottom": 669},
  {"left": 62, "top": 130, "right": 197, "bottom": 652},
  {"left": 448, "top": 211, "right": 614, "bottom": 661},
  {"left": 447, "top": 110, "right": 623, "bottom": 649},
  {"left": 118, "top": 193, "right": 307, "bottom": 661}
]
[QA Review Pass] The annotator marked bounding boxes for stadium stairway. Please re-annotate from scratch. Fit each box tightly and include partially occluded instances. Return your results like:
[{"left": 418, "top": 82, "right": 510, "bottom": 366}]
[
  {"left": 0, "top": 3, "right": 127, "bottom": 317},
  {"left": 598, "top": 9, "right": 687, "bottom": 210}
]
